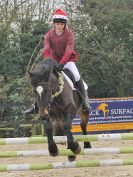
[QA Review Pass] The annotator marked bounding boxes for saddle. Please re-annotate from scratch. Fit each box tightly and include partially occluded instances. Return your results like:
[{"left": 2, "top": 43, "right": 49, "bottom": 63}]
[
  {"left": 62, "top": 68, "right": 77, "bottom": 90},
  {"left": 62, "top": 68, "right": 88, "bottom": 91}
]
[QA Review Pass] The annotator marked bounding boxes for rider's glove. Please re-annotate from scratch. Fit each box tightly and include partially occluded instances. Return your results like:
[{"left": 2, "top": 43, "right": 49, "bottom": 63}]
[{"left": 55, "top": 63, "right": 64, "bottom": 72}]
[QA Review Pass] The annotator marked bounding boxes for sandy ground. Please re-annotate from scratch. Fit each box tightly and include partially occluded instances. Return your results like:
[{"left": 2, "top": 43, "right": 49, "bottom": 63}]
[{"left": 0, "top": 140, "right": 133, "bottom": 177}]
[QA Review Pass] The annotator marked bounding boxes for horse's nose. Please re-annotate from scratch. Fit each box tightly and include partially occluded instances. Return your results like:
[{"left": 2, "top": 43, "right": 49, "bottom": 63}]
[{"left": 39, "top": 108, "right": 49, "bottom": 118}]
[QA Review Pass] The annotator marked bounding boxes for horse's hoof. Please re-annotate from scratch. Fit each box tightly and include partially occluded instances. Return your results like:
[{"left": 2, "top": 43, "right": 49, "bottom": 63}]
[
  {"left": 49, "top": 149, "right": 59, "bottom": 157},
  {"left": 68, "top": 155, "right": 76, "bottom": 162},
  {"left": 84, "top": 142, "right": 91, "bottom": 149}
]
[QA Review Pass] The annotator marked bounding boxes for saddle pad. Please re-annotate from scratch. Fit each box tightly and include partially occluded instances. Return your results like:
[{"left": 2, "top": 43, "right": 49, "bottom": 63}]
[{"left": 61, "top": 71, "right": 88, "bottom": 91}]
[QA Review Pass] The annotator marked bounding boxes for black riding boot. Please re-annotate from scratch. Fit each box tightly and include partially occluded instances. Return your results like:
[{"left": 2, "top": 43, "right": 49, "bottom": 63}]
[
  {"left": 76, "top": 79, "right": 91, "bottom": 111},
  {"left": 22, "top": 102, "right": 39, "bottom": 115}
]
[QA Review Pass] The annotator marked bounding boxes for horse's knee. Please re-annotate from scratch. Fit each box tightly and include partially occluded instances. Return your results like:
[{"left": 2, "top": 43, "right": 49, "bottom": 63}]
[
  {"left": 53, "top": 126, "right": 64, "bottom": 136},
  {"left": 52, "top": 119, "right": 64, "bottom": 136},
  {"left": 63, "top": 103, "right": 76, "bottom": 130}
]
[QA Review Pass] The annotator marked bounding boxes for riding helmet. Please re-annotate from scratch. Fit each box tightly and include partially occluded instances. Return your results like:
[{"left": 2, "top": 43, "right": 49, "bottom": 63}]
[{"left": 52, "top": 9, "right": 68, "bottom": 24}]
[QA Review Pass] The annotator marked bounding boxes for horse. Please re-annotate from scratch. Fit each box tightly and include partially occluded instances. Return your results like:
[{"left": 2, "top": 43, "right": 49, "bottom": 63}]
[{"left": 28, "top": 58, "right": 91, "bottom": 161}]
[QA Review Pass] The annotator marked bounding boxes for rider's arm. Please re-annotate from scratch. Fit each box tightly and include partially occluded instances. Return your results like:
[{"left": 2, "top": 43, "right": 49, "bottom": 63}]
[
  {"left": 60, "top": 30, "right": 75, "bottom": 64},
  {"left": 42, "top": 32, "right": 51, "bottom": 59}
]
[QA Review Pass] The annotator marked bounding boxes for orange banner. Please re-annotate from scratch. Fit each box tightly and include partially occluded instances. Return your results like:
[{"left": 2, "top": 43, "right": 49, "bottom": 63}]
[{"left": 72, "top": 122, "right": 133, "bottom": 133}]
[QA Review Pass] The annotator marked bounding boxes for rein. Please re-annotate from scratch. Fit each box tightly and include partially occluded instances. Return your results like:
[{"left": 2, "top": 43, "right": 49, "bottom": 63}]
[
  {"left": 51, "top": 72, "right": 64, "bottom": 98},
  {"left": 48, "top": 72, "right": 64, "bottom": 111}
]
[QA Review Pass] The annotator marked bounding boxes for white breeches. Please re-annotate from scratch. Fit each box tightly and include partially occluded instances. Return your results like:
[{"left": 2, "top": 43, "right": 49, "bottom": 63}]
[{"left": 64, "top": 62, "right": 80, "bottom": 81}]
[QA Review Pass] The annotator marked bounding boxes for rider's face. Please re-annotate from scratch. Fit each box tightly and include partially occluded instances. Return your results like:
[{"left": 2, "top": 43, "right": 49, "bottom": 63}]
[{"left": 54, "top": 22, "right": 65, "bottom": 33}]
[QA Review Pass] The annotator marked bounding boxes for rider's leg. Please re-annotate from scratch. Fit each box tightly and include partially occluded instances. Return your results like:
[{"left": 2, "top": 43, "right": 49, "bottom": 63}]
[
  {"left": 64, "top": 62, "right": 91, "bottom": 111},
  {"left": 22, "top": 102, "right": 39, "bottom": 115},
  {"left": 75, "top": 79, "right": 91, "bottom": 111}
]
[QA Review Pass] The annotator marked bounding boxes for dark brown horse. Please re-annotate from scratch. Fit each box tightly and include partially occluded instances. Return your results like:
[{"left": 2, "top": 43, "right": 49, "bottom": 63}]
[{"left": 28, "top": 58, "right": 91, "bottom": 161}]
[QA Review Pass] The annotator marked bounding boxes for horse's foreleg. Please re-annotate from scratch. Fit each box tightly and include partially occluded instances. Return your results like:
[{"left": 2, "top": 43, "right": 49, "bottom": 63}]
[
  {"left": 80, "top": 110, "right": 91, "bottom": 148},
  {"left": 44, "top": 119, "right": 59, "bottom": 156},
  {"left": 64, "top": 103, "right": 81, "bottom": 159},
  {"left": 52, "top": 119, "right": 64, "bottom": 136}
]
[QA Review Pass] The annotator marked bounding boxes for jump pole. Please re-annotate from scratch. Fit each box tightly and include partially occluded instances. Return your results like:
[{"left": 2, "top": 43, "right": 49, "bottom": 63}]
[
  {"left": 0, "top": 147, "right": 133, "bottom": 158},
  {"left": 0, "top": 159, "right": 133, "bottom": 171},
  {"left": 0, "top": 133, "right": 133, "bottom": 145}
]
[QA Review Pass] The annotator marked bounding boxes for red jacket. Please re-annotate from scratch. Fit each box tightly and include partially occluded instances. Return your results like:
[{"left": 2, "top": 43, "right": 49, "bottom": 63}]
[{"left": 42, "top": 27, "right": 77, "bottom": 64}]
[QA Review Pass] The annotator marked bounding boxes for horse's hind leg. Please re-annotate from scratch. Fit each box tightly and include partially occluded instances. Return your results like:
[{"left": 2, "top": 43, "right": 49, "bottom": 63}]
[
  {"left": 44, "top": 118, "right": 59, "bottom": 156},
  {"left": 80, "top": 110, "right": 91, "bottom": 148},
  {"left": 64, "top": 103, "right": 81, "bottom": 161}
]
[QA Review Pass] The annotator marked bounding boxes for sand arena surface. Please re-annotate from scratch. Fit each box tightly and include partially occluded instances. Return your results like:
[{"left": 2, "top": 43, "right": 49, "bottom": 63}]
[{"left": 0, "top": 140, "right": 133, "bottom": 177}]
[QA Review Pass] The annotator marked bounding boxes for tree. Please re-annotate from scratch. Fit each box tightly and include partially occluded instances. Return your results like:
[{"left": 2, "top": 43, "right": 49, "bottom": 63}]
[
  {"left": 73, "top": 0, "right": 133, "bottom": 97},
  {"left": 0, "top": 0, "right": 132, "bottom": 137}
]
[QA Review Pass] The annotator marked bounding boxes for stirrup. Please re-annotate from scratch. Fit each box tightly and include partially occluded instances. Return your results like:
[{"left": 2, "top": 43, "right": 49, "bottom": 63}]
[
  {"left": 22, "top": 104, "right": 36, "bottom": 115},
  {"left": 82, "top": 101, "right": 92, "bottom": 112}
]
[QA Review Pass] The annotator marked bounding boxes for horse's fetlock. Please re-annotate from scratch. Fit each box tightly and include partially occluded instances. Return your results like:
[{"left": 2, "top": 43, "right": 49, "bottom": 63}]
[
  {"left": 67, "top": 141, "right": 75, "bottom": 150},
  {"left": 67, "top": 141, "right": 80, "bottom": 153},
  {"left": 80, "top": 121, "right": 87, "bottom": 128}
]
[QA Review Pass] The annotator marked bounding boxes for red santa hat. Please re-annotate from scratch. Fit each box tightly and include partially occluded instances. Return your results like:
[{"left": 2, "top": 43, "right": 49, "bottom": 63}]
[{"left": 52, "top": 9, "right": 68, "bottom": 23}]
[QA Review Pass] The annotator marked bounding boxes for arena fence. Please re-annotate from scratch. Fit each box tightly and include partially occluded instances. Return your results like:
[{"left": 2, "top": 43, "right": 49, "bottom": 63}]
[
  {"left": 0, "top": 133, "right": 133, "bottom": 171},
  {"left": 0, "top": 147, "right": 133, "bottom": 158},
  {"left": 0, "top": 133, "right": 133, "bottom": 145},
  {"left": 0, "top": 159, "right": 133, "bottom": 171}
]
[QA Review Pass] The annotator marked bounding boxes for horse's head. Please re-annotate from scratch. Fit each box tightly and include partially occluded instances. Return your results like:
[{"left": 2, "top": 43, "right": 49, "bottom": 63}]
[{"left": 29, "top": 59, "right": 60, "bottom": 119}]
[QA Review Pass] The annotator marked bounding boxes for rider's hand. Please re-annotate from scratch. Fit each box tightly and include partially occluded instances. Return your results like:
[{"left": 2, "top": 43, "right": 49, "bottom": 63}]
[{"left": 55, "top": 63, "right": 64, "bottom": 72}]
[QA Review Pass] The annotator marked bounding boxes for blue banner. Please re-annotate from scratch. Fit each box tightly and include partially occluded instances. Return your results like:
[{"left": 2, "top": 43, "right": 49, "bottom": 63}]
[{"left": 72, "top": 97, "right": 133, "bottom": 134}]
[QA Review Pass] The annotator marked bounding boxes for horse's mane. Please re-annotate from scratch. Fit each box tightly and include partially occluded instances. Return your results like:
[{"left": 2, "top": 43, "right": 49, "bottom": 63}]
[
  {"left": 42, "top": 58, "right": 57, "bottom": 66},
  {"left": 31, "top": 58, "right": 57, "bottom": 76},
  {"left": 29, "top": 58, "right": 58, "bottom": 86}
]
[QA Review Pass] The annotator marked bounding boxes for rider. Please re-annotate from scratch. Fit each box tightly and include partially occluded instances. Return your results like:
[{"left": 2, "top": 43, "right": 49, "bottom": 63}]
[{"left": 23, "top": 9, "right": 91, "bottom": 115}]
